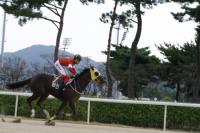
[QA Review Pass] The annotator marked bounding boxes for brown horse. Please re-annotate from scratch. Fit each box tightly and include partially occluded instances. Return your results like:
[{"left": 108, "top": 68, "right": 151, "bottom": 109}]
[{"left": 6, "top": 66, "right": 105, "bottom": 125}]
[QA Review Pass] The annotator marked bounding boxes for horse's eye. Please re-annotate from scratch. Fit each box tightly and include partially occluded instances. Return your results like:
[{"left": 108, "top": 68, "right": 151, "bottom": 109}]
[{"left": 94, "top": 72, "right": 99, "bottom": 76}]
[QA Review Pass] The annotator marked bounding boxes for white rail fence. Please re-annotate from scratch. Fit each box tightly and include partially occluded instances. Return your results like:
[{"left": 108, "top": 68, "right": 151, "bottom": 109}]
[{"left": 1, "top": 91, "right": 200, "bottom": 131}]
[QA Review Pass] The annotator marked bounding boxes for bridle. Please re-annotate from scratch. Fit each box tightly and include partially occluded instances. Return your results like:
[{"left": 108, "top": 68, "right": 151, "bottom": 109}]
[
  {"left": 90, "top": 67, "right": 101, "bottom": 81},
  {"left": 69, "top": 67, "right": 102, "bottom": 95},
  {"left": 69, "top": 80, "right": 83, "bottom": 95}
]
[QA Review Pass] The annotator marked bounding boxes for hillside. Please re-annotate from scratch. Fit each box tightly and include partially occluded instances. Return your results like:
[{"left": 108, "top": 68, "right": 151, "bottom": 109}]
[{"left": 4, "top": 44, "right": 105, "bottom": 71}]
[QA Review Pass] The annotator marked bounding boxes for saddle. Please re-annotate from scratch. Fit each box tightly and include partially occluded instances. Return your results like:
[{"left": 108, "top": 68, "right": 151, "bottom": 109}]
[{"left": 52, "top": 75, "right": 73, "bottom": 90}]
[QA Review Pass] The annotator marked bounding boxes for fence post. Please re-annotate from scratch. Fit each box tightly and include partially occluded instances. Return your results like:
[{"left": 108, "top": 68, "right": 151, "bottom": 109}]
[
  {"left": 163, "top": 105, "right": 167, "bottom": 131},
  {"left": 87, "top": 100, "right": 91, "bottom": 124},
  {"left": 14, "top": 95, "right": 19, "bottom": 117}
]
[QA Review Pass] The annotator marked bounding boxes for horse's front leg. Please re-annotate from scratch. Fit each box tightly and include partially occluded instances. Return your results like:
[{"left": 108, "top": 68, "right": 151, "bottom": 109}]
[
  {"left": 64, "top": 102, "right": 76, "bottom": 118},
  {"left": 69, "top": 102, "right": 76, "bottom": 116},
  {"left": 46, "top": 101, "right": 66, "bottom": 126}
]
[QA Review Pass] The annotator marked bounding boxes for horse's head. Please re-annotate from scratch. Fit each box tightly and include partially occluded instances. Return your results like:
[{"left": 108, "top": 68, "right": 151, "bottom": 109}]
[{"left": 89, "top": 66, "right": 105, "bottom": 84}]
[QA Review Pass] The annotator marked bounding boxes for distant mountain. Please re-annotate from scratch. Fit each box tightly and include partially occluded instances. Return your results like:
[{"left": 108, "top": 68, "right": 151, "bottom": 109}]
[{"left": 4, "top": 44, "right": 105, "bottom": 71}]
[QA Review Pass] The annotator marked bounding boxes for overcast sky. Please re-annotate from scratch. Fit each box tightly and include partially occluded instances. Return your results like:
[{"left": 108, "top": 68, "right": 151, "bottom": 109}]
[{"left": 0, "top": 1, "right": 198, "bottom": 62}]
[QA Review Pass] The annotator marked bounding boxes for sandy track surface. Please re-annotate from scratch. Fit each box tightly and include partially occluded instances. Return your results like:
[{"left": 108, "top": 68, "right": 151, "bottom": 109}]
[{"left": 0, "top": 117, "right": 189, "bottom": 133}]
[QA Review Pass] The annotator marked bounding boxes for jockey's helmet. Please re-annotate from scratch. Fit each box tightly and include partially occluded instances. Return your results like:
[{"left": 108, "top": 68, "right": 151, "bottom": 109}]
[{"left": 74, "top": 54, "right": 82, "bottom": 62}]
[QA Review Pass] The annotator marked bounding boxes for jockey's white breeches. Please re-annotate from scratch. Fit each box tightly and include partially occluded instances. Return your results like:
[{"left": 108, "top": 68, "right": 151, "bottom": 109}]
[{"left": 54, "top": 60, "right": 67, "bottom": 76}]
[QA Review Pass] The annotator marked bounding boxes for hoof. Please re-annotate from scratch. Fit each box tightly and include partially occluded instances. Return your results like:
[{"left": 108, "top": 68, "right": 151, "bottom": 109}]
[
  {"left": 45, "top": 120, "right": 55, "bottom": 126},
  {"left": 12, "top": 118, "right": 21, "bottom": 123}
]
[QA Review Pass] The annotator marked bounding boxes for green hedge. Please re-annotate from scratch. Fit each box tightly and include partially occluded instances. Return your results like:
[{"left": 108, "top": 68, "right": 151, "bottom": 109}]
[{"left": 0, "top": 95, "right": 200, "bottom": 131}]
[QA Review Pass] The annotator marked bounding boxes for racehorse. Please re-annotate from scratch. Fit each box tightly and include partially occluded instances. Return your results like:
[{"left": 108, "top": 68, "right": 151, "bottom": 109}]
[{"left": 6, "top": 66, "right": 105, "bottom": 125}]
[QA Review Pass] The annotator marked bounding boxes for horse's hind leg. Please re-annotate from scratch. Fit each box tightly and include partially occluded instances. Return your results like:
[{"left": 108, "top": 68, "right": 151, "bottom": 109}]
[
  {"left": 37, "top": 95, "right": 50, "bottom": 119},
  {"left": 27, "top": 94, "right": 39, "bottom": 118}
]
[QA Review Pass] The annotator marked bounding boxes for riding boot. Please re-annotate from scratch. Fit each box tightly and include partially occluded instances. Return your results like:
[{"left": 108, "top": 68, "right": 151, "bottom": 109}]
[
  {"left": 58, "top": 82, "right": 65, "bottom": 97},
  {"left": 58, "top": 87, "right": 63, "bottom": 97},
  {"left": 59, "top": 80, "right": 71, "bottom": 91},
  {"left": 58, "top": 82, "right": 69, "bottom": 97}
]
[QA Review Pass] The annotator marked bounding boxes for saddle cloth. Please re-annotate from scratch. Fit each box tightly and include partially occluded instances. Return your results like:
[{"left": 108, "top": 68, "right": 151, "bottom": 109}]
[{"left": 52, "top": 75, "right": 73, "bottom": 90}]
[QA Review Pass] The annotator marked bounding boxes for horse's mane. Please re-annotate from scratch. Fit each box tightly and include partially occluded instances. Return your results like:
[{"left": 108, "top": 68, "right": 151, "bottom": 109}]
[{"left": 75, "top": 67, "right": 90, "bottom": 79}]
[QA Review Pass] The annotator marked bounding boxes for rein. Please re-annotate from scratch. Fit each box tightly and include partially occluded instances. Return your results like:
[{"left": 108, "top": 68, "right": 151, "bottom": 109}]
[
  {"left": 68, "top": 68, "right": 100, "bottom": 95},
  {"left": 69, "top": 80, "right": 84, "bottom": 95}
]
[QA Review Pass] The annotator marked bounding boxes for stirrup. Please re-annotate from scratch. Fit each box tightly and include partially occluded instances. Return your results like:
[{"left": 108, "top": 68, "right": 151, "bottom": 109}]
[{"left": 52, "top": 76, "right": 60, "bottom": 89}]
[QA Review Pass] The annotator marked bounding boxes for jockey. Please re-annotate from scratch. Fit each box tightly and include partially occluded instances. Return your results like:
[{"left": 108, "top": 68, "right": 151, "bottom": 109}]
[{"left": 54, "top": 54, "right": 82, "bottom": 88}]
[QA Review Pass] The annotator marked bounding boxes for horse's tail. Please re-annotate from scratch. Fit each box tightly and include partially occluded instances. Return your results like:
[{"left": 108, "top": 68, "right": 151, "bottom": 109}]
[{"left": 6, "top": 78, "right": 32, "bottom": 89}]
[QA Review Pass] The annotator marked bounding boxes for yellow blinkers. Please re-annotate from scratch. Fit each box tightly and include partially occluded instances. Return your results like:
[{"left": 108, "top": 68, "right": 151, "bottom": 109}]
[{"left": 90, "top": 67, "right": 101, "bottom": 80}]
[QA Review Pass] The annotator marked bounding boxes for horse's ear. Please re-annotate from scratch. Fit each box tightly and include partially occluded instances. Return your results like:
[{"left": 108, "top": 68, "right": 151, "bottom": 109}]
[{"left": 89, "top": 65, "right": 94, "bottom": 70}]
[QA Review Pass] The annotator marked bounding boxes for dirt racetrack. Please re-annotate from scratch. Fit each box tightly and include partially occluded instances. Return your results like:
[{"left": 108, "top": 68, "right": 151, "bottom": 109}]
[{"left": 0, "top": 117, "right": 190, "bottom": 133}]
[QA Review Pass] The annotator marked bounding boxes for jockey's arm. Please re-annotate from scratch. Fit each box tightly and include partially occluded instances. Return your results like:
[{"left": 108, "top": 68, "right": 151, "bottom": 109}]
[{"left": 68, "top": 64, "right": 77, "bottom": 75}]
